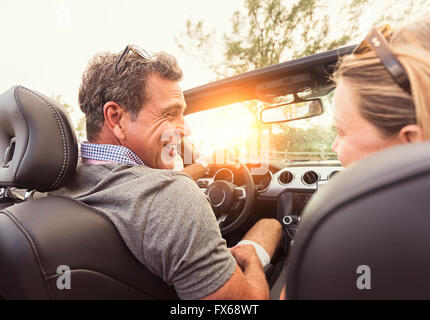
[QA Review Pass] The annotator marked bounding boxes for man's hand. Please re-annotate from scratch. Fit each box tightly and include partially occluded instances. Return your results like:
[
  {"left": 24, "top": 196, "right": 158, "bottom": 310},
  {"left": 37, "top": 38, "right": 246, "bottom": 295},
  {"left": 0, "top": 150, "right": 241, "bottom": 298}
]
[
  {"left": 230, "top": 244, "right": 262, "bottom": 272},
  {"left": 202, "top": 244, "right": 269, "bottom": 300},
  {"left": 181, "top": 162, "right": 207, "bottom": 181},
  {"left": 181, "top": 148, "right": 238, "bottom": 181}
]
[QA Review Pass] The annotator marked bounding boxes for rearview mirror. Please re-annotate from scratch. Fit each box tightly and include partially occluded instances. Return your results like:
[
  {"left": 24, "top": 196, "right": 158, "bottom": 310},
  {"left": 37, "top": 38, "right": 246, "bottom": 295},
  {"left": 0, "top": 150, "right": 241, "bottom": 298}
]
[{"left": 260, "top": 99, "right": 323, "bottom": 124}]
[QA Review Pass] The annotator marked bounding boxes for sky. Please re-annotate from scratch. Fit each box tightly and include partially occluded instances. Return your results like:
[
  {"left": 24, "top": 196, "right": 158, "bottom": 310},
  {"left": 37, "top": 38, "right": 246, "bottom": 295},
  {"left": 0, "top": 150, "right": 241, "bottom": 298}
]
[
  {"left": 0, "top": 0, "right": 244, "bottom": 123},
  {"left": 1, "top": 0, "right": 426, "bottom": 127}
]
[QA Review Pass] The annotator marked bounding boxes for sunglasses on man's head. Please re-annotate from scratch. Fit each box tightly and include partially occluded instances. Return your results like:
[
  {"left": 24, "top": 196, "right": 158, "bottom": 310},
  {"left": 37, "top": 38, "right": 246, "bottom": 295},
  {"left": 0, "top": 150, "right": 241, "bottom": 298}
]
[
  {"left": 115, "top": 44, "right": 152, "bottom": 74},
  {"left": 353, "top": 24, "right": 411, "bottom": 95}
]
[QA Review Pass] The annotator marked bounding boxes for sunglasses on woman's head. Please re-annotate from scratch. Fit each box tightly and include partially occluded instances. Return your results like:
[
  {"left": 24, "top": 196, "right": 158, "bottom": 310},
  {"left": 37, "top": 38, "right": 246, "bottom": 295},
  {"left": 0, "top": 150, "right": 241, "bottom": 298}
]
[{"left": 353, "top": 24, "right": 411, "bottom": 95}]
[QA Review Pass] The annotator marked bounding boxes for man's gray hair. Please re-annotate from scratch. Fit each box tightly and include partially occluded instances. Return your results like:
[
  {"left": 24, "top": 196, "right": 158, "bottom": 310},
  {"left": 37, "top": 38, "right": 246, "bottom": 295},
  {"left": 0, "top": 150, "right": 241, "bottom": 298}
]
[{"left": 78, "top": 51, "right": 183, "bottom": 141}]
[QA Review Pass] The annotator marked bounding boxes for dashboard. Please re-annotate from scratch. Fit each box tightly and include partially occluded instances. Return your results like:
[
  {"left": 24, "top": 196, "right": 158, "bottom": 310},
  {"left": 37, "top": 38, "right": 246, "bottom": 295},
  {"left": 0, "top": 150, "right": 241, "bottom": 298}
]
[
  {"left": 198, "top": 161, "right": 343, "bottom": 191},
  {"left": 259, "top": 163, "right": 343, "bottom": 198},
  {"left": 196, "top": 160, "right": 344, "bottom": 248},
  {"left": 197, "top": 161, "right": 343, "bottom": 217}
]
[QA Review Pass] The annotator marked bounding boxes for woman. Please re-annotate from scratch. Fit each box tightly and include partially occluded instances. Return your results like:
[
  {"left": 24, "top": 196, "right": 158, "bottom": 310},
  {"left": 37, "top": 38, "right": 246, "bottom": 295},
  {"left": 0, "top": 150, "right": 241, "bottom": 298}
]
[
  {"left": 332, "top": 17, "right": 430, "bottom": 167},
  {"left": 280, "top": 16, "right": 430, "bottom": 299}
]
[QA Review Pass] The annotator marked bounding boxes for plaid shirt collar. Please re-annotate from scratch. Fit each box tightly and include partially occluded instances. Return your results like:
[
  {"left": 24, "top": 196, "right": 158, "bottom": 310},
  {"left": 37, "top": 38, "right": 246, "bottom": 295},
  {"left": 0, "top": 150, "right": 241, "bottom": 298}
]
[{"left": 80, "top": 142, "right": 146, "bottom": 166}]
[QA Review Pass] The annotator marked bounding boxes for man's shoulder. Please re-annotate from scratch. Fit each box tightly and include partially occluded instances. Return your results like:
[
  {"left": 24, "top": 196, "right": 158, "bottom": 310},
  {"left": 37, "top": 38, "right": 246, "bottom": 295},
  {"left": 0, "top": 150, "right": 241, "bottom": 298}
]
[
  {"left": 53, "top": 160, "right": 196, "bottom": 199},
  {"left": 151, "top": 170, "right": 206, "bottom": 203},
  {"left": 159, "top": 169, "right": 199, "bottom": 187},
  {"left": 121, "top": 165, "right": 199, "bottom": 194},
  {"left": 76, "top": 160, "right": 192, "bottom": 183}
]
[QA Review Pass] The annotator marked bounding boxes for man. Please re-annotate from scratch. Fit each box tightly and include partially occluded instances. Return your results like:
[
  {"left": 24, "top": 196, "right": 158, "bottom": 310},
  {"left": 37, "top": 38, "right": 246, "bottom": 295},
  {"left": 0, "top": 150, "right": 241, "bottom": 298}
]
[{"left": 51, "top": 46, "right": 282, "bottom": 299}]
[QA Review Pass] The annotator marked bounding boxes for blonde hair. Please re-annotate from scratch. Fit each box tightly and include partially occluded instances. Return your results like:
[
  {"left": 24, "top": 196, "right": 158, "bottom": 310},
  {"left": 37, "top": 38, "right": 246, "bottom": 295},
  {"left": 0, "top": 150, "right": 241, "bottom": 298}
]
[{"left": 333, "top": 16, "right": 430, "bottom": 139}]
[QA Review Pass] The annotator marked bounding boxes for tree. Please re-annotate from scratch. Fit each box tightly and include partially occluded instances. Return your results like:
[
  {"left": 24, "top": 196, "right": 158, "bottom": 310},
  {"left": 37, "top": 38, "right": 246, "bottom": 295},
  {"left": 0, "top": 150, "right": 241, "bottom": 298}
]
[
  {"left": 176, "top": 0, "right": 429, "bottom": 77},
  {"left": 176, "top": 0, "right": 430, "bottom": 159},
  {"left": 177, "top": 0, "right": 357, "bottom": 77},
  {"left": 51, "top": 94, "right": 86, "bottom": 143}
]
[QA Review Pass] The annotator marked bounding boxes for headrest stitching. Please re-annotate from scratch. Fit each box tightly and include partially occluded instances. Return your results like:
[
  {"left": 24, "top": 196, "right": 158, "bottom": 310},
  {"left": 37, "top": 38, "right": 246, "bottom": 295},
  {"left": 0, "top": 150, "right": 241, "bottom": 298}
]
[{"left": 18, "top": 87, "right": 69, "bottom": 190}]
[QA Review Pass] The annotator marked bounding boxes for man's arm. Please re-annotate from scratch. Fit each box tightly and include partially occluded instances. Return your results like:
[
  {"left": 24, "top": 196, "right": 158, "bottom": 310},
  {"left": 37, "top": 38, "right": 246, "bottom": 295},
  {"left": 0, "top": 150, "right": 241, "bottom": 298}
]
[
  {"left": 181, "top": 162, "right": 206, "bottom": 181},
  {"left": 202, "top": 245, "right": 269, "bottom": 300},
  {"left": 201, "top": 218, "right": 283, "bottom": 300},
  {"left": 144, "top": 174, "right": 280, "bottom": 299}
]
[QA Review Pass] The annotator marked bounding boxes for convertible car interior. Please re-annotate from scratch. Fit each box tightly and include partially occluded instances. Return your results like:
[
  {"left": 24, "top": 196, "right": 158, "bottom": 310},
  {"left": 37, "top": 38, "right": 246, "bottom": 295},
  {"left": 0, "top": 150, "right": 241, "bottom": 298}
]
[
  {"left": 1, "top": 45, "right": 430, "bottom": 299},
  {"left": 0, "top": 86, "right": 180, "bottom": 299}
]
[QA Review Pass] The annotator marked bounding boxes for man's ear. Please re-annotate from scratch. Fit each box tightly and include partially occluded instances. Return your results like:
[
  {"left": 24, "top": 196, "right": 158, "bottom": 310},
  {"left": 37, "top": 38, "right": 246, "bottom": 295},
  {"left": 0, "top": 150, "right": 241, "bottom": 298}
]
[
  {"left": 103, "top": 101, "right": 127, "bottom": 141},
  {"left": 398, "top": 124, "right": 424, "bottom": 143}
]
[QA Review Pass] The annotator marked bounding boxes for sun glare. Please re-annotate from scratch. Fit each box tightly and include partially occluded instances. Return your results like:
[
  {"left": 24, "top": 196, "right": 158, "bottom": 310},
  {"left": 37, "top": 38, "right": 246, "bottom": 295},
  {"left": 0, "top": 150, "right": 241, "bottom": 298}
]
[
  {"left": 185, "top": 97, "right": 322, "bottom": 161},
  {"left": 186, "top": 103, "right": 257, "bottom": 158}
]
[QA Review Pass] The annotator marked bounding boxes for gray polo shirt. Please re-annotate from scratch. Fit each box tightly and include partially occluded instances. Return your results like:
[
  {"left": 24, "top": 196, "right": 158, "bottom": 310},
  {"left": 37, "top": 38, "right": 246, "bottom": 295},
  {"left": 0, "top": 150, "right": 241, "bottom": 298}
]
[{"left": 50, "top": 160, "right": 237, "bottom": 299}]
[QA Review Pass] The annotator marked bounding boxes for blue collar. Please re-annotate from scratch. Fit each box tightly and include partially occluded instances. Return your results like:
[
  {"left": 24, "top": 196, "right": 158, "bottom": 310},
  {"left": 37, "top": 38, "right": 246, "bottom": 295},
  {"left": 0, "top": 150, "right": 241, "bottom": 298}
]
[{"left": 80, "top": 142, "right": 146, "bottom": 166}]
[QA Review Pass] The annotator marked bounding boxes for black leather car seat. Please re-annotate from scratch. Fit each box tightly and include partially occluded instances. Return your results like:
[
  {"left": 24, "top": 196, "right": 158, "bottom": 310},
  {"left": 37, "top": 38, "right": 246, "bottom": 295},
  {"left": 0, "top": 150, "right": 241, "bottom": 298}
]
[
  {"left": 286, "top": 142, "right": 430, "bottom": 299},
  {"left": 0, "top": 86, "right": 178, "bottom": 299}
]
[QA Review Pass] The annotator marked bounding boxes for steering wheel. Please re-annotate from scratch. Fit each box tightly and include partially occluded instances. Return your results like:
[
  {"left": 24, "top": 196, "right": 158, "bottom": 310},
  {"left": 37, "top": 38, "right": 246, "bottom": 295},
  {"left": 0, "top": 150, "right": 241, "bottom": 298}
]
[{"left": 205, "top": 162, "right": 255, "bottom": 234}]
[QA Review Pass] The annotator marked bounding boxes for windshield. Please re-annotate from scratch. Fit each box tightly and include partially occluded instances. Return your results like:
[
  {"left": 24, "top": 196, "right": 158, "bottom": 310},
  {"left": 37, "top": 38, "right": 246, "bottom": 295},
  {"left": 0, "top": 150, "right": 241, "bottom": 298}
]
[{"left": 185, "top": 91, "right": 337, "bottom": 163}]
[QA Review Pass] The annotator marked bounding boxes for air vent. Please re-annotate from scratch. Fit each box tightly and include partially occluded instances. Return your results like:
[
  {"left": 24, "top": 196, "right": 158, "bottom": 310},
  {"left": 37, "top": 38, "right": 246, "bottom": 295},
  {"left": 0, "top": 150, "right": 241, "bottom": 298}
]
[
  {"left": 328, "top": 170, "right": 340, "bottom": 179},
  {"left": 302, "top": 170, "right": 319, "bottom": 185},
  {"left": 278, "top": 171, "right": 294, "bottom": 185}
]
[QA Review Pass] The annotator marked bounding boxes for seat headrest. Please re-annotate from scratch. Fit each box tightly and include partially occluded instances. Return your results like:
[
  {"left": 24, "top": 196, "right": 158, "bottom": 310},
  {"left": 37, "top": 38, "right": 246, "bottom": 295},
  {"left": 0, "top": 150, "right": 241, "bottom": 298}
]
[
  {"left": 0, "top": 86, "right": 78, "bottom": 192},
  {"left": 286, "top": 142, "right": 430, "bottom": 299}
]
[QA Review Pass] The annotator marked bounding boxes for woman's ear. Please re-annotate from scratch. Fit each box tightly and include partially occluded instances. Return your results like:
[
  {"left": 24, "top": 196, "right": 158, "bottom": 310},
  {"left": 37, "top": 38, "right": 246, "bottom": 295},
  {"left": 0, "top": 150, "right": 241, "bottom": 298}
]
[
  {"left": 103, "top": 101, "right": 127, "bottom": 141},
  {"left": 398, "top": 124, "right": 424, "bottom": 143}
]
